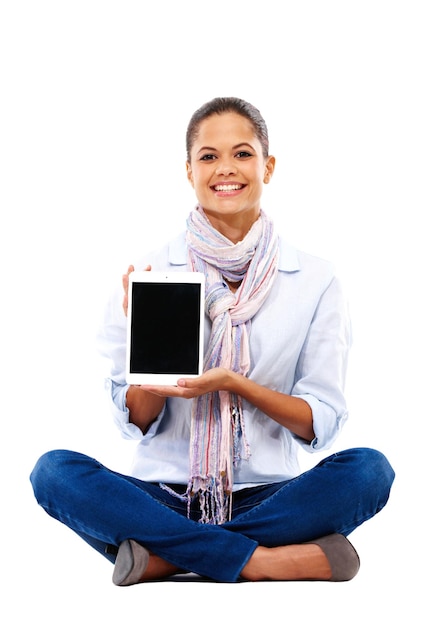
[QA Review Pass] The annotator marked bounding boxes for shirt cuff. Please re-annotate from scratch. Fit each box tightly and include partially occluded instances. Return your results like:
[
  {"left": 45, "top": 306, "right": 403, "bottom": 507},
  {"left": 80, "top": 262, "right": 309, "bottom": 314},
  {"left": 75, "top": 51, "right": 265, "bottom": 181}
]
[
  {"left": 292, "top": 393, "right": 348, "bottom": 452},
  {"left": 104, "top": 378, "right": 146, "bottom": 440}
]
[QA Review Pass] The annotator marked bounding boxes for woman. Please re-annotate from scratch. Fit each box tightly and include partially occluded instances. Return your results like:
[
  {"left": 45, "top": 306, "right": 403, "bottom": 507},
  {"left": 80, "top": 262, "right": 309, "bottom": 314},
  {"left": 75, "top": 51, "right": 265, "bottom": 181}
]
[{"left": 31, "top": 97, "right": 395, "bottom": 584}]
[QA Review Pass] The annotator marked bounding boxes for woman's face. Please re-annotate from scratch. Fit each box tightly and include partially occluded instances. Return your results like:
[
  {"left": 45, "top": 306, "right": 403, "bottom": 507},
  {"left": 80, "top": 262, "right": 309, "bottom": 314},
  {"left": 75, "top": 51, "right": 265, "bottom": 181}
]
[{"left": 186, "top": 112, "right": 275, "bottom": 237}]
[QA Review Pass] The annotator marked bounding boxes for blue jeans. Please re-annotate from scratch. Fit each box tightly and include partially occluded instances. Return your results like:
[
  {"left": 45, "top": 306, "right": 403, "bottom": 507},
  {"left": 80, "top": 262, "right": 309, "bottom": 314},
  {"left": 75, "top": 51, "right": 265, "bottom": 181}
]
[{"left": 30, "top": 447, "right": 394, "bottom": 582}]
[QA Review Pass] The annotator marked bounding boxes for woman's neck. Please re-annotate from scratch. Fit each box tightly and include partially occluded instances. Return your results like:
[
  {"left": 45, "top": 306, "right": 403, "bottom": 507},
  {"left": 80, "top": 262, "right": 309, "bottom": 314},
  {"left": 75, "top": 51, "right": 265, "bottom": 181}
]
[{"left": 201, "top": 208, "right": 260, "bottom": 244}]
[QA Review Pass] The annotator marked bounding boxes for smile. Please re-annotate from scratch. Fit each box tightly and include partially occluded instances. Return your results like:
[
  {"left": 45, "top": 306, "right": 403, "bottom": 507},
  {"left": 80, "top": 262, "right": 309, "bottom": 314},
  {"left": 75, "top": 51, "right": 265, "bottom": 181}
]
[{"left": 212, "top": 184, "right": 245, "bottom": 192}]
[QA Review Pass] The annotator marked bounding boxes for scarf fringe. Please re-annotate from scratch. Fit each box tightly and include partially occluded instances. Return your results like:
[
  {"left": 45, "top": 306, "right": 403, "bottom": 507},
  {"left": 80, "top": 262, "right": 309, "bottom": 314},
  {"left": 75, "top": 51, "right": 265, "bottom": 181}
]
[{"left": 186, "top": 476, "right": 232, "bottom": 525}]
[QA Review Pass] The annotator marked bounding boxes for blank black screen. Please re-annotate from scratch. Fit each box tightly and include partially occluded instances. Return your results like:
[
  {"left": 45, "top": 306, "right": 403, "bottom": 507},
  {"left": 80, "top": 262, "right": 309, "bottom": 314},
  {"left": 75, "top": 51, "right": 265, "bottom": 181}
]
[{"left": 129, "top": 282, "right": 202, "bottom": 375}]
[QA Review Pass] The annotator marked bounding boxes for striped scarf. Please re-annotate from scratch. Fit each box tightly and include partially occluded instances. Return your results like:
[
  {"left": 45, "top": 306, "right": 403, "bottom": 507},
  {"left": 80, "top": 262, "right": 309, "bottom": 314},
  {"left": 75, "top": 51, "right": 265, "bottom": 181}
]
[{"left": 185, "top": 205, "right": 279, "bottom": 524}]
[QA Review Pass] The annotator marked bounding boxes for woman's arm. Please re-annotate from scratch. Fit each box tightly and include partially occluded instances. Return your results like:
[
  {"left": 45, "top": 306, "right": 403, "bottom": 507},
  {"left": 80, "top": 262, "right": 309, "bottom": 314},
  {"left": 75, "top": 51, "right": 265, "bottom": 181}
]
[
  {"left": 228, "top": 371, "right": 315, "bottom": 442},
  {"left": 140, "top": 367, "right": 315, "bottom": 443},
  {"left": 122, "top": 263, "right": 168, "bottom": 434},
  {"left": 125, "top": 386, "right": 167, "bottom": 434}
]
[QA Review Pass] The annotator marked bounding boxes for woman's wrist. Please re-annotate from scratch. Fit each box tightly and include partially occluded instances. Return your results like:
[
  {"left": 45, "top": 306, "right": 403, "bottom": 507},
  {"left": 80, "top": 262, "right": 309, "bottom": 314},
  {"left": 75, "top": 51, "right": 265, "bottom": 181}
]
[
  {"left": 226, "top": 369, "right": 248, "bottom": 394},
  {"left": 126, "top": 385, "right": 165, "bottom": 432}
]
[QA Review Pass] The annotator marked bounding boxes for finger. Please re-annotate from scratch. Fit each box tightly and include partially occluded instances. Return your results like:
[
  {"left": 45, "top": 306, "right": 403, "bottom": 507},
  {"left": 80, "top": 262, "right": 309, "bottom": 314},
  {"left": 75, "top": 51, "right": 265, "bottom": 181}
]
[
  {"left": 176, "top": 378, "right": 201, "bottom": 389},
  {"left": 139, "top": 384, "right": 184, "bottom": 398},
  {"left": 122, "top": 265, "right": 134, "bottom": 288},
  {"left": 122, "top": 264, "right": 152, "bottom": 316},
  {"left": 122, "top": 265, "right": 135, "bottom": 315}
]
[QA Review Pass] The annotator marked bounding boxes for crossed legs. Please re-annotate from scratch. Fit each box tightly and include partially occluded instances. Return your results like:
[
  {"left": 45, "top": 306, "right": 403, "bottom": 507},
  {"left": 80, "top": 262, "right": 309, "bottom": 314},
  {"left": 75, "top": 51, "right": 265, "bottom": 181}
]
[{"left": 30, "top": 448, "right": 394, "bottom": 583}]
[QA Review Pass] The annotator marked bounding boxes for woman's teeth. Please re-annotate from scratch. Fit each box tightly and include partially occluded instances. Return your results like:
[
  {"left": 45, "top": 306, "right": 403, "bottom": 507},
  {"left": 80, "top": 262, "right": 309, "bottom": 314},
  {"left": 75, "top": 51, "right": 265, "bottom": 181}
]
[{"left": 214, "top": 184, "right": 242, "bottom": 191}]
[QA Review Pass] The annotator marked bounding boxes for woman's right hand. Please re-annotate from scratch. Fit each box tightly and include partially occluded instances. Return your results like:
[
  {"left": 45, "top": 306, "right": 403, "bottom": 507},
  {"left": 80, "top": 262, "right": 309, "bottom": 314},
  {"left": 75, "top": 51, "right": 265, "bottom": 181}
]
[
  {"left": 122, "top": 263, "right": 163, "bottom": 432},
  {"left": 122, "top": 264, "right": 151, "bottom": 316}
]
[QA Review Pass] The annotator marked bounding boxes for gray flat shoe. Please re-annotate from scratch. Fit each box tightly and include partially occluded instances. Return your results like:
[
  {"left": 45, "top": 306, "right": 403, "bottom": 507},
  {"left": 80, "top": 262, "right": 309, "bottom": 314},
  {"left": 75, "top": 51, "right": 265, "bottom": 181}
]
[
  {"left": 305, "top": 534, "right": 360, "bottom": 581},
  {"left": 112, "top": 539, "right": 150, "bottom": 586}
]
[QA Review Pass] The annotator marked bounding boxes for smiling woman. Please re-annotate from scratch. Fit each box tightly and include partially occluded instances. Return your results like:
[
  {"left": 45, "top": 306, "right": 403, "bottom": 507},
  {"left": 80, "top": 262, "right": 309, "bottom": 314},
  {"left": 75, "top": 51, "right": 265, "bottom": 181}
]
[
  {"left": 186, "top": 106, "right": 275, "bottom": 243},
  {"left": 30, "top": 96, "right": 395, "bottom": 586}
]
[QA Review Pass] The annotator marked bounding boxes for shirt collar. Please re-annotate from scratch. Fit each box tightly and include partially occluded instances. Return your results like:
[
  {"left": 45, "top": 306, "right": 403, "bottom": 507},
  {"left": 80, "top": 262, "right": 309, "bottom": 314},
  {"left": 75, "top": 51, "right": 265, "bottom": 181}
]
[{"left": 169, "top": 232, "right": 300, "bottom": 272}]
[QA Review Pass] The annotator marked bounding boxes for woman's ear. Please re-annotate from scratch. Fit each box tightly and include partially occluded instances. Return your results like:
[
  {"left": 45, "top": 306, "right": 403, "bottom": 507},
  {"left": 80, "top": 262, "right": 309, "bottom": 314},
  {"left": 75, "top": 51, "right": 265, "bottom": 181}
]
[
  {"left": 263, "top": 155, "right": 276, "bottom": 184},
  {"left": 186, "top": 162, "right": 194, "bottom": 187}
]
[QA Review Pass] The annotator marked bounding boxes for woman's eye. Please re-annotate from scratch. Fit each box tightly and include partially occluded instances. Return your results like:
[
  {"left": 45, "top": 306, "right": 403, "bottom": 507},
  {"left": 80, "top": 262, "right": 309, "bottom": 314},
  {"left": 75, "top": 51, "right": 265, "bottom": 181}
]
[
  {"left": 235, "top": 151, "right": 252, "bottom": 158},
  {"left": 200, "top": 154, "right": 216, "bottom": 161}
]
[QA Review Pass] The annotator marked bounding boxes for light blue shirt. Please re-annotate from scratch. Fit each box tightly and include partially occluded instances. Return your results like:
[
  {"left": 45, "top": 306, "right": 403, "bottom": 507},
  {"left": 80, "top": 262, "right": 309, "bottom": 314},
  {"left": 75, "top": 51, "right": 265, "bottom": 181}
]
[{"left": 97, "top": 233, "right": 351, "bottom": 489}]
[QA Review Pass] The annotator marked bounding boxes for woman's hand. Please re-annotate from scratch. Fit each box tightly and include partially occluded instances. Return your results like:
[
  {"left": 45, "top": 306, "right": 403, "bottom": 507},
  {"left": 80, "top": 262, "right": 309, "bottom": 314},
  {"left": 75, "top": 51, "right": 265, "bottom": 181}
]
[
  {"left": 122, "top": 264, "right": 151, "bottom": 316},
  {"left": 139, "top": 368, "right": 234, "bottom": 399},
  {"left": 139, "top": 367, "right": 314, "bottom": 440}
]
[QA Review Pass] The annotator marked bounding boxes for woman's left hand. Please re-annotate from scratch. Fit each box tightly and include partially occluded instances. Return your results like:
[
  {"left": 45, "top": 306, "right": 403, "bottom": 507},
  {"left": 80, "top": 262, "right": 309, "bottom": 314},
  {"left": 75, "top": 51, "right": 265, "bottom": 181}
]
[
  {"left": 139, "top": 368, "right": 235, "bottom": 399},
  {"left": 140, "top": 367, "right": 315, "bottom": 440}
]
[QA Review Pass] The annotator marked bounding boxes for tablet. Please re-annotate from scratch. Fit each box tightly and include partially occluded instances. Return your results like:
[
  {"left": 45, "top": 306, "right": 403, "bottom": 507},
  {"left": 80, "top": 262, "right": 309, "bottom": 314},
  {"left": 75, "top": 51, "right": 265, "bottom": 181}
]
[{"left": 126, "top": 271, "right": 205, "bottom": 385}]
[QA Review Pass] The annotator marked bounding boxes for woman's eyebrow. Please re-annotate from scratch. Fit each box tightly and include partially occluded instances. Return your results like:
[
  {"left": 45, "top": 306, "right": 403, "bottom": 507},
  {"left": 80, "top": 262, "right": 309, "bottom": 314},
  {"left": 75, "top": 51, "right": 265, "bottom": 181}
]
[
  {"left": 197, "top": 146, "right": 217, "bottom": 154},
  {"left": 232, "top": 142, "right": 255, "bottom": 151},
  {"left": 197, "top": 142, "right": 255, "bottom": 154}
]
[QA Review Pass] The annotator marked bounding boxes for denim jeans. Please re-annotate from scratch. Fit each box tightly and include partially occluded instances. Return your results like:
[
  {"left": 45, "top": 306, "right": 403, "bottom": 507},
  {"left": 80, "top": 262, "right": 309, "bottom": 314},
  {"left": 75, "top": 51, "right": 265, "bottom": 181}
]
[{"left": 30, "top": 447, "right": 394, "bottom": 582}]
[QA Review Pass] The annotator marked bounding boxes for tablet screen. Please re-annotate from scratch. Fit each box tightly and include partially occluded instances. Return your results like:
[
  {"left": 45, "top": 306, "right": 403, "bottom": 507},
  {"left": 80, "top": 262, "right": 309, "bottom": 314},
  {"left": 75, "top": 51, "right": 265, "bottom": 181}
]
[{"left": 126, "top": 272, "right": 205, "bottom": 384}]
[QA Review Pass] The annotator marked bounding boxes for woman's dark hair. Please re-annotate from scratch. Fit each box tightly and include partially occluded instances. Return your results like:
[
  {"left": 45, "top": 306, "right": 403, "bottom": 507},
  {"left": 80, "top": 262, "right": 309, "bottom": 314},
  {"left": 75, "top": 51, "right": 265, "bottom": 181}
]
[{"left": 186, "top": 97, "right": 269, "bottom": 161}]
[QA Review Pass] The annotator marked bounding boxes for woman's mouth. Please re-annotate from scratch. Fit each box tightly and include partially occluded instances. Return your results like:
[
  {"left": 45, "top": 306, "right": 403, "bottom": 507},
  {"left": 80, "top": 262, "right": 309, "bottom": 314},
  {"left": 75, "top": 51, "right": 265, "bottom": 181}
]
[{"left": 212, "top": 183, "right": 246, "bottom": 194}]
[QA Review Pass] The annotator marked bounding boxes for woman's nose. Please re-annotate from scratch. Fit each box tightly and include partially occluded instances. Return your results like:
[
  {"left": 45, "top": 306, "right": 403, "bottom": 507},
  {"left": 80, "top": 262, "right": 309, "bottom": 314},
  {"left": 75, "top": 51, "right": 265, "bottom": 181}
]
[{"left": 215, "top": 158, "right": 238, "bottom": 176}]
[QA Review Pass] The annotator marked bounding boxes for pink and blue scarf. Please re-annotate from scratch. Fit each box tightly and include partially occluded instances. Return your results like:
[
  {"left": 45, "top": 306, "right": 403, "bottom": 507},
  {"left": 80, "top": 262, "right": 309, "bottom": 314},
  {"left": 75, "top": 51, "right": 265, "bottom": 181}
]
[{"left": 185, "top": 205, "right": 279, "bottom": 523}]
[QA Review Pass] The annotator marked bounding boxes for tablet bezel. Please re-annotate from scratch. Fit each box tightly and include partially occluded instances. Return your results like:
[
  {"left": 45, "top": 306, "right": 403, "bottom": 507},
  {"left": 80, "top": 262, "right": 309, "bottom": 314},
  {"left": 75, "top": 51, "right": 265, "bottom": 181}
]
[{"left": 126, "top": 271, "right": 205, "bottom": 385}]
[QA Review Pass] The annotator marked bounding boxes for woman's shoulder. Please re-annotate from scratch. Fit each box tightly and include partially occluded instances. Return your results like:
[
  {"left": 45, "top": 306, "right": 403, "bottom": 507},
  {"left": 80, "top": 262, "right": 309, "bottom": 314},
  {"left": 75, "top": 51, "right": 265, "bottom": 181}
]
[
  {"left": 278, "top": 238, "right": 335, "bottom": 278},
  {"left": 134, "top": 232, "right": 187, "bottom": 271}
]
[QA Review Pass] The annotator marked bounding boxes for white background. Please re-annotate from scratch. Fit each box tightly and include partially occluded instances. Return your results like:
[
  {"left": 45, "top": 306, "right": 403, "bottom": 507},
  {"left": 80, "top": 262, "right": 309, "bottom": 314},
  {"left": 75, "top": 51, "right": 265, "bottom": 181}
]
[{"left": 1, "top": 1, "right": 441, "bottom": 623}]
